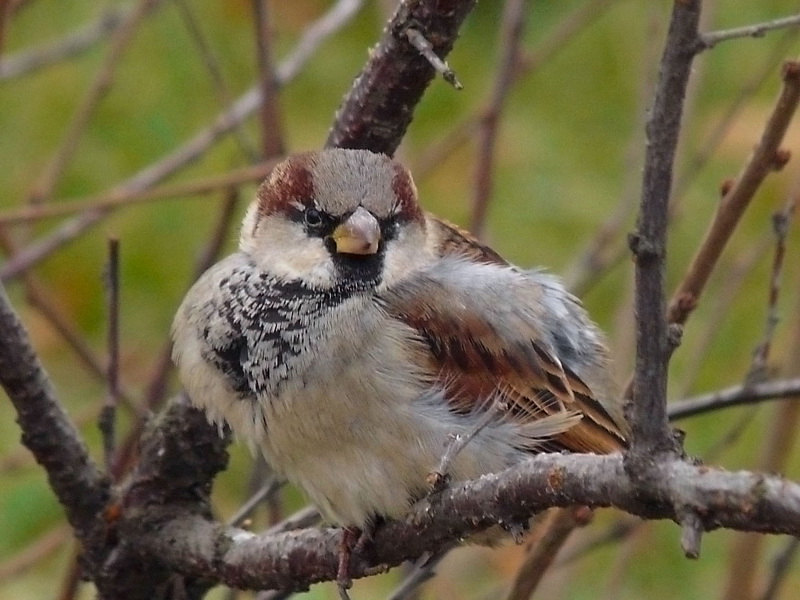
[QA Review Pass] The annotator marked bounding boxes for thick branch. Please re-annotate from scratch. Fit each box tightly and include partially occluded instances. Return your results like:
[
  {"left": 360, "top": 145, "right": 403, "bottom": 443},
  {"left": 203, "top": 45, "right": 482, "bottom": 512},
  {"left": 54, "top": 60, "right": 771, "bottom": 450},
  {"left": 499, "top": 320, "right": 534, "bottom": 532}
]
[
  {"left": 627, "top": 0, "right": 701, "bottom": 459},
  {"left": 325, "top": 0, "right": 477, "bottom": 154},
  {"left": 124, "top": 453, "right": 800, "bottom": 593},
  {"left": 0, "top": 283, "right": 110, "bottom": 558}
]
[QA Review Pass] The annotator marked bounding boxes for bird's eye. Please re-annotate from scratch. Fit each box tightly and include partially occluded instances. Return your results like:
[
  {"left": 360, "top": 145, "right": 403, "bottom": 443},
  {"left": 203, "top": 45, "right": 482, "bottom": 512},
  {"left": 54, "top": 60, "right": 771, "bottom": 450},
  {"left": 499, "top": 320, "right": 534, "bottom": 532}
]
[{"left": 304, "top": 208, "right": 323, "bottom": 228}]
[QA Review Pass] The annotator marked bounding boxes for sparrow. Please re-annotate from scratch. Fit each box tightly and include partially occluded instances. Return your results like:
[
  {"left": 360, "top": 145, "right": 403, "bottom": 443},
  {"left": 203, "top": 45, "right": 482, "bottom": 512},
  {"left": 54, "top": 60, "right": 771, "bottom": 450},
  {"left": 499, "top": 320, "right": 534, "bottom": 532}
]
[{"left": 171, "top": 148, "right": 627, "bottom": 574}]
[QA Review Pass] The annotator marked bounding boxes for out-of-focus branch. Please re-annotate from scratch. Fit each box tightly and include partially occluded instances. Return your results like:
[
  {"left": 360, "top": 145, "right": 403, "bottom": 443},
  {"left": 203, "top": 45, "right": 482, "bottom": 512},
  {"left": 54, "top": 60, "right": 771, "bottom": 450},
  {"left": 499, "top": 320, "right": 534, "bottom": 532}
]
[
  {"left": 28, "top": 0, "right": 164, "bottom": 205},
  {"left": 0, "top": 6, "right": 128, "bottom": 80},
  {"left": 667, "top": 60, "right": 800, "bottom": 325},
  {"left": 325, "top": 0, "right": 477, "bottom": 154},
  {"left": 0, "top": 0, "right": 365, "bottom": 280},
  {"left": 470, "top": 0, "right": 527, "bottom": 238}
]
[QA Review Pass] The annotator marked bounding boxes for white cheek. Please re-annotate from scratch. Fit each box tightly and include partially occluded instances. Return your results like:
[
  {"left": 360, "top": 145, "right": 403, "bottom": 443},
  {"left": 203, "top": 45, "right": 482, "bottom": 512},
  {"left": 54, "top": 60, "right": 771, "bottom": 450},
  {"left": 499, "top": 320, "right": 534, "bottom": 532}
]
[
  {"left": 240, "top": 212, "right": 336, "bottom": 286},
  {"left": 381, "top": 225, "right": 433, "bottom": 287}
]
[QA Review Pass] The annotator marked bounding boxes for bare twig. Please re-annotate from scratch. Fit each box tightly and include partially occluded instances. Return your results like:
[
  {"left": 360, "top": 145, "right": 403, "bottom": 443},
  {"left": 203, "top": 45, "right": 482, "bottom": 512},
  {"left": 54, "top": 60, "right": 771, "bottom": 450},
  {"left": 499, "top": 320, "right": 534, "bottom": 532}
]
[
  {"left": 0, "top": 228, "right": 139, "bottom": 412},
  {"left": 413, "top": 0, "right": 614, "bottom": 180},
  {"left": 28, "top": 0, "right": 164, "bottom": 205},
  {"left": 667, "top": 60, "right": 800, "bottom": 325},
  {"left": 679, "top": 510, "right": 703, "bottom": 558},
  {"left": 626, "top": 0, "right": 701, "bottom": 459},
  {"left": 760, "top": 537, "right": 800, "bottom": 600},
  {"left": 252, "top": 0, "right": 285, "bottom": 158},
  {"left": 428, "top": 400, "right": 502, "bottom": 492},
  {"left": 564, "top": 5, "right": 663, "bottom": 295},
  {"left": 111, "top": 188, "right": 241, "bottom": 480},
  {"left": 0, "top": 523, "right": 70, "bottom": 579},
  {"left": 0, "top": 0, "right": 364, "bottom": 280},
  {"left": 505, "top": 507, "right": 593, "bottom": 600},
  {"left": 173, "top": 0, "right": 257, "bottom": 161},
  {"left": 386, "top": 547, "right": 453, "bottom": 600},
  {"left": 667, "top": 377, "right": 800, "bottom": 420},
  {"left": 0, "top": 161, "right": 274, "bottom": 226},
  {"left": 405, "top": 28, "right": 462, "bottom": 89},
  {"left": 227, "top": 478, "right": 285, "bottom": 528},
  {"left": 0, "top": 5, "right": 128, "bottom": 80},
  {"left": 470, "top": 0, "right": 526, "bottom": 238},
  {"left": 698, "top": 14, "right": 800, "bottom": 51},
  {"left": 745, "top": 196, "right": 796, "bottom": 384},
  {"left": 99, "top": 238, "right": 121, "bottom": 473}
]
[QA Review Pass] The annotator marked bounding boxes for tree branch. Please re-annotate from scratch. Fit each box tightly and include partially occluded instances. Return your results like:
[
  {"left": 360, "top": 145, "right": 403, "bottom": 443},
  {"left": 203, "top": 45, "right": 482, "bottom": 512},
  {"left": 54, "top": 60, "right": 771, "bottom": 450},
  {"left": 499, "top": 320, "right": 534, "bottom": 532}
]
[
  {"left": 0, "top": 283, "right": 110, "bottom": 565},
  {"left": 325, "top": 0, "right": 477, "bottom": 154},
  {"left": 698, "top": 14, "right": 800, "bottom": 51},
  {"left": 627, "top": 0, "right": 701, "bottom": 460},
  {"left": 667, "top": 60, "right": 800, "bottom": 325},
  {"left": 123, "top": 452, "right": 800, "bottom": 593}
]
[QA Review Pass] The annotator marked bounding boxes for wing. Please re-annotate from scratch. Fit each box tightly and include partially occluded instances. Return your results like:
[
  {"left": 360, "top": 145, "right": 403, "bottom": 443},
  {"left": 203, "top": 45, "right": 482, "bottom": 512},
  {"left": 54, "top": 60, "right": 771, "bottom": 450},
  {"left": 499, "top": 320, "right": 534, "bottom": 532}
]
[
  {"left": 380, "top": 256, "right": 627, "bottom": 454},
  {"left": 425, "top": 213, "right": 507, "bottom": 265}
]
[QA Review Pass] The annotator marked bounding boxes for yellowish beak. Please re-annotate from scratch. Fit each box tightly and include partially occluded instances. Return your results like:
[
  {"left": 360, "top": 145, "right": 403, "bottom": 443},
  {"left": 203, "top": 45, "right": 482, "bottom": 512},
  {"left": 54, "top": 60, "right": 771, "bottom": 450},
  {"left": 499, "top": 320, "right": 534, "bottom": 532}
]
[{"left": 331, "top": 206, "right": 380, "bottom": 255}]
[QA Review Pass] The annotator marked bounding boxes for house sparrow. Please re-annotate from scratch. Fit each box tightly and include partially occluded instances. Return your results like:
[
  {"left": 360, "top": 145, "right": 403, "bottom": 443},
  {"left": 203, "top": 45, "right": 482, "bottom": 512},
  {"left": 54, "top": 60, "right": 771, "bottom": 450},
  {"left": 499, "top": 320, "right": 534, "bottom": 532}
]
[{"left": 172, "top": 148, "right": 627, "bottom": 574}]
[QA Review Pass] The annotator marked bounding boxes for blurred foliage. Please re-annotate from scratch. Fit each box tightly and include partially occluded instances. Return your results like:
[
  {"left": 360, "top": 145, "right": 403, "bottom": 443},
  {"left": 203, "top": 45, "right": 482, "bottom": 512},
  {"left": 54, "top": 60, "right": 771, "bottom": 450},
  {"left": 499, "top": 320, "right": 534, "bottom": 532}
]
[{"left": 1, "top": 0, "right": 800, "bottom": 598}]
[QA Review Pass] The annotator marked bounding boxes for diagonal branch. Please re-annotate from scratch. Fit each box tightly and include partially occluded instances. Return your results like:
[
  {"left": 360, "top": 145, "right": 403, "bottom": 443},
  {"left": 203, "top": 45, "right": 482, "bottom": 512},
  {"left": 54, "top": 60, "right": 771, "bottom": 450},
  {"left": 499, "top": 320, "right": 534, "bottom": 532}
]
[
  {"left": 667, "top": 60, "right": 800, "bottom": 325},
  {"left": 0, "top": 283, "right": 110, "bottom": 560},
  {"left": 325, "top": 0, "right": 477, "bottom": 154}
]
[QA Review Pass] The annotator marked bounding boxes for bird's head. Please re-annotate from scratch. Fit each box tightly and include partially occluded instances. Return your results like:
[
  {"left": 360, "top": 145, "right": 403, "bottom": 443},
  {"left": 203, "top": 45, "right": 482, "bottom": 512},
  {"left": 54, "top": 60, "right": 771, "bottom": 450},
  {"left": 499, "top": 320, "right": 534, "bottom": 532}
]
[{"left": 240, "top": 149, "right": 430, "bottom": 290}]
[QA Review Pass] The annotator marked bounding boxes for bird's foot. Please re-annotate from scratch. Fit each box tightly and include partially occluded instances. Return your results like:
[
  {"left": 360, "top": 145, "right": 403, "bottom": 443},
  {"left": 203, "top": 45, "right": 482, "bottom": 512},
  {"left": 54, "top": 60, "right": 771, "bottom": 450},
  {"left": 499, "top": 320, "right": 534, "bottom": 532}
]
[{"left": 336, "top": 523, "right": 378, "bottom": 598}]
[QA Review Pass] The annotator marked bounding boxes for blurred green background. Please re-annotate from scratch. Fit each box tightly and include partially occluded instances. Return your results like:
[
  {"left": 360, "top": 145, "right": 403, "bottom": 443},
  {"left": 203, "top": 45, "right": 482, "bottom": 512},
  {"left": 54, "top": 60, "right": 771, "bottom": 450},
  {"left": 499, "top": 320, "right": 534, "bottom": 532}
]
[{"left": 1, "top": 0, "right": 800, "bottom": 598}]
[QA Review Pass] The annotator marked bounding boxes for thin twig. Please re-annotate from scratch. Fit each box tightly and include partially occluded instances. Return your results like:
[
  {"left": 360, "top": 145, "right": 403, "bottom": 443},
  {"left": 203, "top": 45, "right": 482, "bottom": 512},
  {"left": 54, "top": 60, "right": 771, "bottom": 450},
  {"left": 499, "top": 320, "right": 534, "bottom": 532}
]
[
  {"left": 112, "top": 188, "right": 241, "bottom": 479},
  {"left": 386, "top": 547, "right": 454, "bottom": 600},
  {"left": 405, "top": 28, "right": 463, "bottom": 89},
  {"left": 0, "top": 5, "right": 128, "bottom": 80},
  {"left": 0, "top": 0, "right": 364, "bottom": 280},
  {"left": 698, "top": 14, "right": 800, "bottom": 51},
  {"left": 667, "top": 60, "right": 800, "bottom": 325},
  {"left": 759, "top": 537, "right": 800, "bottom": 600},
  {"left": 227, "top": 478, "right": 285, "bottom": 528},
  {"left": 427, "top": 400, "right": 502, "bottom": 492},
  {"left": 0, "top": 228, "right": 139, "bottom": 412},
  {"left": 745, "top": 195, "right": 796, "bottom": 384},
  {"left": 27, "top": 0, "right": 164, "bottom": 205},
  {"left": 0, "top": 161, "right": 274, "bottom": 226},
  {"left": 505, "top": 507, "right": 593, "bottom": 600},
  {"left": 470, "top": 0, "right": 526, "bottom": 238},
  {"left": 564, "top": 5, "right": 663, "bottom": 294},
  {"left": 667, "top": 377, "right": 800, "bottom": 420},
  {"left": 172, "top": 0, "right": 258, "bottom": 161},
  {"left": 412, "top": 0, "right": 614, "bottom": 180},
  {"left": 99, "top": 238, "right": 121, "bottom": 474},
  {"left": 252, "top": 0, "right": 285, "bottom": 158}
]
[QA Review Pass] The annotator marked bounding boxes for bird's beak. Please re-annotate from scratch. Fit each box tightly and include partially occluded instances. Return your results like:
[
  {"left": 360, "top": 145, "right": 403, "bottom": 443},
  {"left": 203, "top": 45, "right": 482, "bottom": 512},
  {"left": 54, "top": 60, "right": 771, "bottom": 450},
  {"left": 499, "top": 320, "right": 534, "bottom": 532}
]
[{"left": 331, "top": 206, "right": 380, "bottom": 255}]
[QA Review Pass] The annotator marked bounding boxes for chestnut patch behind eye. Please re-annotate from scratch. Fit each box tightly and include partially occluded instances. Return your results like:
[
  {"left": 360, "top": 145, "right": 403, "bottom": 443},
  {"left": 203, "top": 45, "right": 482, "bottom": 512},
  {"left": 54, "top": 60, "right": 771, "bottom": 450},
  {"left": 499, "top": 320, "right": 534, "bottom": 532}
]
[
  {"left": 256, "top": 155, "right": 316, "bottom": 217},
  {"left": 391, "top": 163, "right": 423, "bottom": 223}
]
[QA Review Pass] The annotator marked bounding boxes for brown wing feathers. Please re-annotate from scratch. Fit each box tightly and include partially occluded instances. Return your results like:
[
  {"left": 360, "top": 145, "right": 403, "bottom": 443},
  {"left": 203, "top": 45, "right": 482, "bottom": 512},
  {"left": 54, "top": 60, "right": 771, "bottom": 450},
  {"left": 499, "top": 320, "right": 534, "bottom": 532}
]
[{"left": 390, "top": 216, "right": 628, "bottom": 454}]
